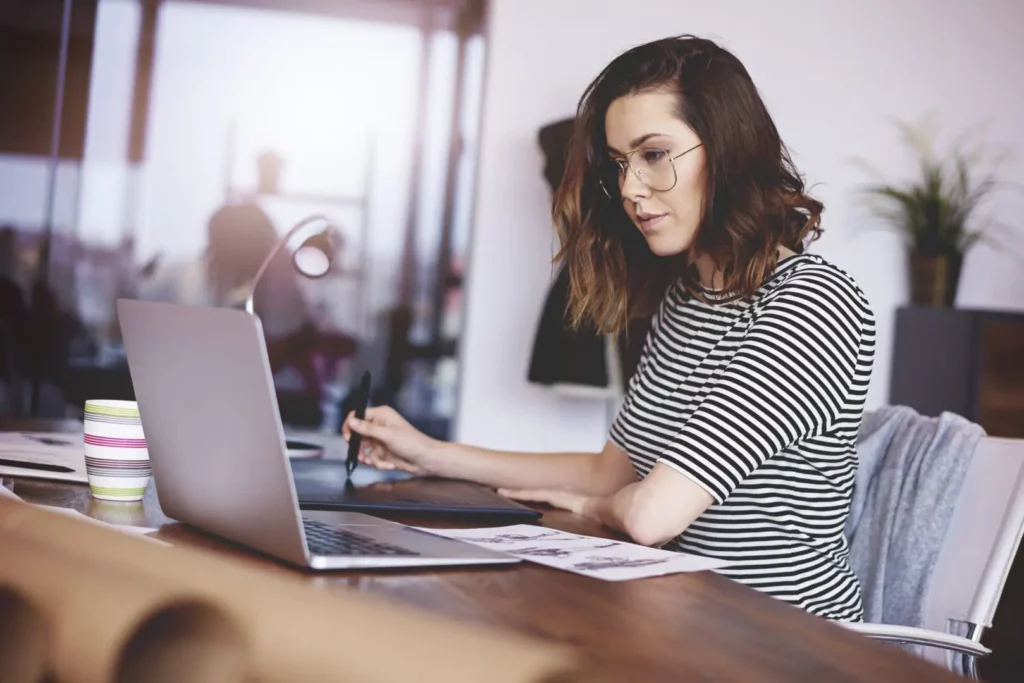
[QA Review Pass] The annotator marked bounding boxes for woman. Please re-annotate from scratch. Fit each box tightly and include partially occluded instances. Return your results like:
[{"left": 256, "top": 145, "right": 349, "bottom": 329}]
[{"left": 345, "top": 35, "right": 875, "bottom": 621}]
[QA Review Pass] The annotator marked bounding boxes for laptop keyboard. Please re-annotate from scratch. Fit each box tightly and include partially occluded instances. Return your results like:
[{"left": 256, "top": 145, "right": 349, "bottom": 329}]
[{"left": 302, "top": 519, "right": 421, "bottom": 557}]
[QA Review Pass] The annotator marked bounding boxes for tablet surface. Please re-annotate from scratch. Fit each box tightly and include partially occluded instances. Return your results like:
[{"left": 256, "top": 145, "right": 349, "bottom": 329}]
[{"left": 291, "top": 459, "right": 543, "bottom": 520}]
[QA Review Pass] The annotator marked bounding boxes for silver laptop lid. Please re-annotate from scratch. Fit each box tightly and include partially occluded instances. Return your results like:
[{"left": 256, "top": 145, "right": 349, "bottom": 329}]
[{"left": 117, "top": 299, "right": 310, "bottom": 566}]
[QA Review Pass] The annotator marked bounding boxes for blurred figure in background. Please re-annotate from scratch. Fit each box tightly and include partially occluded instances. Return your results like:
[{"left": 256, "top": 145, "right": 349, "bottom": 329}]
[
  {"left": 137, "top": 176, "right": 358, "bottom": 425},
  {"left": 139, "top": 200, "right": 311, "bottom": 342},
  {"left": 204, "top": 201, "right": 309, "bottom": 342}
]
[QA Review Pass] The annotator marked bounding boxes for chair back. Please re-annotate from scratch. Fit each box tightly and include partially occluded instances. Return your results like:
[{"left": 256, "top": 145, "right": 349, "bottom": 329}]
[{"left": 925, "top": 436, "right": 1024, "bottom": 633}]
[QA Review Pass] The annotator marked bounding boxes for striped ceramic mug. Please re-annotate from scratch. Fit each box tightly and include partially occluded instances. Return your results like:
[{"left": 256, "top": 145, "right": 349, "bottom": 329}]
[{"left": 83, "top": 400, "right": 151, "bottom": 502}]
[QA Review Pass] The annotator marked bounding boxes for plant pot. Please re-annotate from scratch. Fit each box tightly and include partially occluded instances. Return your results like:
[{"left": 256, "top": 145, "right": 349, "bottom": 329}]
[{"left": 909, "top": 253, "right": 962, "bottom": 307}]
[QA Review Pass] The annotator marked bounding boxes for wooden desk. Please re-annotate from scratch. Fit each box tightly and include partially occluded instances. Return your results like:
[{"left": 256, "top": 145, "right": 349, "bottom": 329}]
[{"left": 3, "top": 475, "right": 962, "bottom": 683}]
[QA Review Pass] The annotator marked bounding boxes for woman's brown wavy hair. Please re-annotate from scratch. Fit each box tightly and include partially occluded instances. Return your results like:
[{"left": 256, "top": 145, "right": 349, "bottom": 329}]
[{"left": 553, "top": 35, "right": 823, "bottom": 335}]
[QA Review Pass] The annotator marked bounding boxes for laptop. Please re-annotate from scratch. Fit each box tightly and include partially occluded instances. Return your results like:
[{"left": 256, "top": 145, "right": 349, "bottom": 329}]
[{"left": 117, "top": 299, "right": 519, "bottom": 570}]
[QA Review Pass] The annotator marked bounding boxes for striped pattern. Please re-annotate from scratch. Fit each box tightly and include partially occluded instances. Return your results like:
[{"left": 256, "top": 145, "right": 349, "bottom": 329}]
[
  {"left": 610, "top": 254, "right": 875, "bottom": 621},
  {"left": 85, "top": 403, "right": 140, "bottom": 418},
  {"left": 84, "top": 434, "right": 147, "bottom": 449},
  {"left": 84, "top": 412, "right": 142, "bottom": 426},
  {"left": 89, "top": 485, "right": 148, "bottom": 497},
  {"left": 85, "top": 456, "right": 152, "bottom": 478}
]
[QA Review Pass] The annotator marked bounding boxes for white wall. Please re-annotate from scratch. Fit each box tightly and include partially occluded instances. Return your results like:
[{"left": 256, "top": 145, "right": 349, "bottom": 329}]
[{"left": 454, "top": 0, "right": 1024, "bottom": 452}]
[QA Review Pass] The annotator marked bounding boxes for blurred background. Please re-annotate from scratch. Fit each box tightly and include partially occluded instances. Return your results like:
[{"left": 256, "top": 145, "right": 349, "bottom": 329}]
[
  {"left": 1, "top": 0, "right": 1023, "bottom": 451},
  {"left": 0, "top": 0, "right": 487, "bottom": 439}
]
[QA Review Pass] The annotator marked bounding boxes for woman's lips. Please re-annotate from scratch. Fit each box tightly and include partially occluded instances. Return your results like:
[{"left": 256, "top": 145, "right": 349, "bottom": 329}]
[{"left": 638, "top": 214, "right": 666, "bottom": 234}]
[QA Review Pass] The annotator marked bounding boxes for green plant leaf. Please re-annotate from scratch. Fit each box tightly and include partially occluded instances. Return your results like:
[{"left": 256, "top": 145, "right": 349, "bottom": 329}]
[{"left": 851, "top": 117, "right": 1017, "bottom": 258}]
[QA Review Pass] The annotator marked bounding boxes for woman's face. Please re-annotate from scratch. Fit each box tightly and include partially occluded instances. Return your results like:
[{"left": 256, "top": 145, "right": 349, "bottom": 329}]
[{"left": 604, "top": 91, "right": 705, "bottom": 257}]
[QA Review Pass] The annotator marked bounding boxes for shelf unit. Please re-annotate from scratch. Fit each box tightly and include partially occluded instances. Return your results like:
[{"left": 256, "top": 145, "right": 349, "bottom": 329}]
[{"left": 890, "top": 307, "right": 1024, "bottom": 438}]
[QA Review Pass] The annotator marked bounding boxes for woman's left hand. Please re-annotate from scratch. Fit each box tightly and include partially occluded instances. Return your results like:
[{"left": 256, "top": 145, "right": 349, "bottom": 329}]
[{"left": 497, "top": 488, "right": 594, "bottom": 516}]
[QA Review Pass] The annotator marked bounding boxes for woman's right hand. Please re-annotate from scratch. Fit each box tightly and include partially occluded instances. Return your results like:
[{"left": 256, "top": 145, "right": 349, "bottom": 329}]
[{"left": 342, "top": 405, "right": 440, "bottom": 475}]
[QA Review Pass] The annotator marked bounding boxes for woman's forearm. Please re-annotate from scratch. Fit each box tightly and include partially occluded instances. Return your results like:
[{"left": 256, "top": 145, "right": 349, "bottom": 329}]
[
  {"left": 582, "top": 464, "right": 717, "bottom": 547},
  {"left": 424, "top": 440, "right": 634, "bottom": 496},
  {"left": 584, "top": 482, "right": 638, "bottom": 537}
]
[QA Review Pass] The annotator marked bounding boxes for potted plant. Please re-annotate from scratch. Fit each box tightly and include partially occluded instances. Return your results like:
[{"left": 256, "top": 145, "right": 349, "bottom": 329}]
[{"left": 854, "top": 117, "right": 1015, "bottom": 307}]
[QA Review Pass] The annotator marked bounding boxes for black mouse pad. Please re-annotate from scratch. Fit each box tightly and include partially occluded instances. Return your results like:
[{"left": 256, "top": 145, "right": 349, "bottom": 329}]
[{"left": 290, "top": 458, "right": 543, "bottom": 520}]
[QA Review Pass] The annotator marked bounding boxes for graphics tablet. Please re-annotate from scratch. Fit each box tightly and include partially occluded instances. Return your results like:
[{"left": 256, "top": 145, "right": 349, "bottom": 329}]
[{"left": 291, "top": 458, "right": 543, "bottom": 520}]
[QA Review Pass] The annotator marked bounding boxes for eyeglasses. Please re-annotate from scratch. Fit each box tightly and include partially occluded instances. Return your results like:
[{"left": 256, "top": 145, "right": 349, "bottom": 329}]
[{"left": 599, "top": 142, "right": 703, "bottom": 199}]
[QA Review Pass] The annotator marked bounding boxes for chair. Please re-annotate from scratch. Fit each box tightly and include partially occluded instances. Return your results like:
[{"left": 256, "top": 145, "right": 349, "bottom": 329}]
[{"left": 841, "top": 436, "right": 1024, "bottom": 678}]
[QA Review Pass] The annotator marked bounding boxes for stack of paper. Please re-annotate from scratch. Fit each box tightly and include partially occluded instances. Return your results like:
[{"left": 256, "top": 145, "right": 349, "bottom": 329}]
[
  {"left": 418, "top": 524, "right": 729, "bottom": 581},
  {"left": 0, "top": 431, "right": 87, "bottom": 483}
]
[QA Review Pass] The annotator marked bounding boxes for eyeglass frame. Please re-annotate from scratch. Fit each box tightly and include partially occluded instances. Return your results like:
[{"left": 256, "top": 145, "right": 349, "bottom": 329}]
[{"left": 599, "top": 142, "right": 704, "bottom": 199}]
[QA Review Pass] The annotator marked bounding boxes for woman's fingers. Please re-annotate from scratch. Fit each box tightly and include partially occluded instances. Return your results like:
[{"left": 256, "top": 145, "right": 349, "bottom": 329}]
[
  {"left": 498, "top": 488, "right": 545, "bottom": 501},
  {"left": 356, "top": 440, "right": 400, "bottom": 471},
  {"left": 341, "top": 411, "right": 354, "bottom": 441},
  {"left": 348, "top": 416, "right": 390, "bottom": 443},
  {"left": 348, "top": 419, "right": 424, "bottom": 475},
  {"left": 496, "top": 488, "right": 589, "bottom": 515},
  {"left": 345, "top": 407, "right": 394, "bottom": 440},
  {"left": 358, "top": 440, "right": 386, "bottom": 465},
  {"left": 362, "top": 405, "right": 399, "bottom": 427}
]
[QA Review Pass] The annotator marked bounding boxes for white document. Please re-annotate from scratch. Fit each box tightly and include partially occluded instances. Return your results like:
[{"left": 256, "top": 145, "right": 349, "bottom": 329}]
[
  {"left": 418, "top": 524, "right": 729, "bottom": 581},
  {"left": 0, "top": 432, "right": 88, "bottom": 484}
]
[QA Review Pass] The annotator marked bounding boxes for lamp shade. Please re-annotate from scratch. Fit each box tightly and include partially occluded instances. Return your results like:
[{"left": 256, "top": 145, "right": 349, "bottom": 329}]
[{"left": 293, "top": 231, "right": 337, "bottom": 279}]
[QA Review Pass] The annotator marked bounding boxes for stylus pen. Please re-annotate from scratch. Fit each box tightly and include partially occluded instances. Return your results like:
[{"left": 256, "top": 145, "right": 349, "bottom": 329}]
[
  {"left": 346, "top": 371, "right": 371, "bottom": 478},
  {"left": 0, "top": 458, "right": 75, "bottom": 473}
]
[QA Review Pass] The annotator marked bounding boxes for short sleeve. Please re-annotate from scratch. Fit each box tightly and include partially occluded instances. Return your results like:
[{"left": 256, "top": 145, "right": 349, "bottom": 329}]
[{"left": 658, "top": 271, "right": 869, "bottom": 504}]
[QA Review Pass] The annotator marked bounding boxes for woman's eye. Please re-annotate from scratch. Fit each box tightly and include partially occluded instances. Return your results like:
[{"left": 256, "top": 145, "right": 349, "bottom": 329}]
[{"left": 642, "top": 149, "right": 667, "bottom": 164}]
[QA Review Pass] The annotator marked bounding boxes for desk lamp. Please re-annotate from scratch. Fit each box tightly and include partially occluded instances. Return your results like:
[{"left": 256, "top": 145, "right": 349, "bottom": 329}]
[
  {"left": 243, "top": 213, "right": 340, "bottom": 315},
  {"left": 243, "top": 212, "right": 346, "bottom": 458}
]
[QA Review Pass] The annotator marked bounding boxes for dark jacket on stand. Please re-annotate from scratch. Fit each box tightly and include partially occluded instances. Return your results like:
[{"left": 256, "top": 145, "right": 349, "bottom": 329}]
[
  {"left": 527, "top": 117, "right": 649, "bottom": 397},
  {"left": 527, "top": 263, "right": 648, "bottom": 396}
]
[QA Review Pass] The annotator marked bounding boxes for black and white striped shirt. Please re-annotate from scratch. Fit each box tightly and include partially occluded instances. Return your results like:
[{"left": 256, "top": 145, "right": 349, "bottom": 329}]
[{"left": 610, "top": 253, "right": 875, "bottom": 620}]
